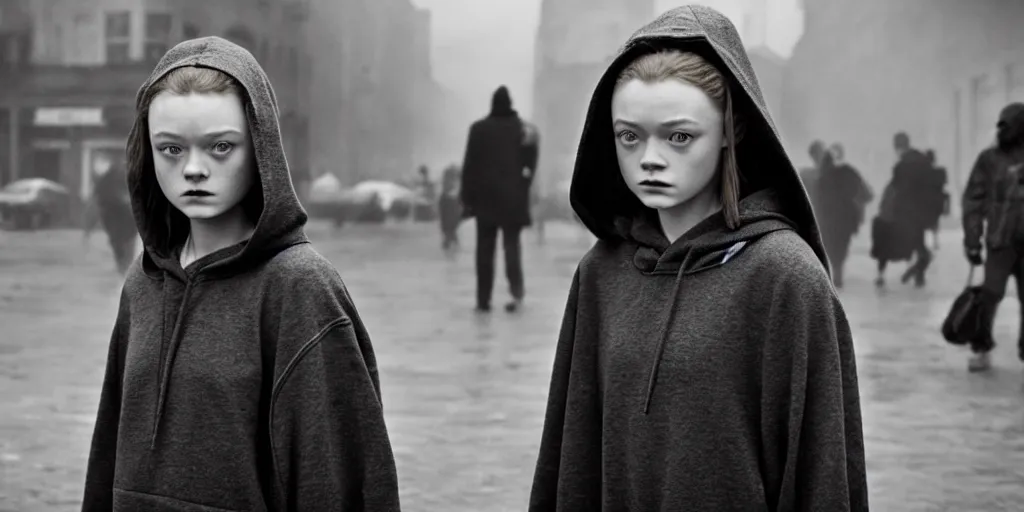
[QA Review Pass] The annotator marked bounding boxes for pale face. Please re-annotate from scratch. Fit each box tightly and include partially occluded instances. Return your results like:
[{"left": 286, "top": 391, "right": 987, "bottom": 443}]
[
  {"left": 611, "top": 78, "right": 725, "bottom": 211},
  {"left": 148, "top": 91, "right": 256, "bottom": 221}
]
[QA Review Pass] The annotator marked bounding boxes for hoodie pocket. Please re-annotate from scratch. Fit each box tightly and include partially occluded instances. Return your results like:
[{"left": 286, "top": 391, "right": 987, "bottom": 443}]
[{"left": 113, "top": 488, "right": 258, "bottom": 512}]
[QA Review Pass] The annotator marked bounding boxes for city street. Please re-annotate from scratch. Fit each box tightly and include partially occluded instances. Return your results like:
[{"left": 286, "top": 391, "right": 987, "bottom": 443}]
[{"left": 1, "top": 220, "right": 1023, "bottom": 511}]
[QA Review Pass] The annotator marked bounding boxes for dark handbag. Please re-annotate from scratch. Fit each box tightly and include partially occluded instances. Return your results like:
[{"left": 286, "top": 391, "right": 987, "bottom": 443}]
[{"left": 941, "top": 266, "right": 988, "bottom": 345}]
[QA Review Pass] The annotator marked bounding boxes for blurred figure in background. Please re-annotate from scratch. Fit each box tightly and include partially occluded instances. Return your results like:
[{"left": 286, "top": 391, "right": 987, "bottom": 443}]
[
  {"left": 962, "top": 102, "right": 1024, "bottom": 372},
  {"left": 417, "top": 164, "right": 436, "bottom": 203},
  {"left": 83, "top": 151, "right": 137, "bottom": 274},
  {"left": 799, "top": 139, "right": 827, "bottom": 206},
  {"left": 923, "top": 149, "right": 949, "bottom": 249},
  {"left": 871, "top": 170, "right": 911, "bottom": 287},
  {"left": 438, "top": 164, "right": 462, "bottom": 251},
  {"left": 460, "top": 85, "right": 539, "bottom": 312},
  {"left": 888, "top": 132, "right": 934, "bottom": 287},
  {"left": 814, "top": 143, "right": 872, "bottom": 288}
]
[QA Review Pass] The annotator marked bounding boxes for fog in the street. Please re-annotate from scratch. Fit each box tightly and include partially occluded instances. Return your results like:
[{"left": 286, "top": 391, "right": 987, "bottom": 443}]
[{"left": 3, "top": 0, "right": 1024, "bottom": 510}]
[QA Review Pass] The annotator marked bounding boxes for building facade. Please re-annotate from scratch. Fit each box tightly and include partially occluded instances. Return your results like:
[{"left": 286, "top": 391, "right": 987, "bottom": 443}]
[
  {"left": 781, "top": 0, "right": 1024, "bottom": 204},
  {"left": 746, "top": 45, "right": 785, "bottom": 123},
  {"left": 532, "top": 0, "right": 656, "bottom": 197},
  {"left": 306, "top": 0, "right": 431, "bottom": 185},
  {"left": 0, "top": 0, "right": 311, "bottom": 222}
]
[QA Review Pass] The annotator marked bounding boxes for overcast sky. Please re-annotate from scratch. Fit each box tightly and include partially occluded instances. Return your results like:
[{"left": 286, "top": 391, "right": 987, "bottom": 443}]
[{"left": 410, "top": 0, "right": 803, "bottom": 119}]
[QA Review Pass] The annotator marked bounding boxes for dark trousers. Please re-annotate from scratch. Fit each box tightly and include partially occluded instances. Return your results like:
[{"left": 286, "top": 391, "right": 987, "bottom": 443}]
[
  {"left": 976, "top": 245, "right": 1024, "bottom": 358},
  {"left": 475, "top": 219, "right": 524, "bottom": 307}
]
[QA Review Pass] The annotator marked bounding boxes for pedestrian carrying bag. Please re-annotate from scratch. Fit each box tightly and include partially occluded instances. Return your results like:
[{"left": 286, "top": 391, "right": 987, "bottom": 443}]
[{"left": 941, "top": 265, "right": 987, "bottom": 345}]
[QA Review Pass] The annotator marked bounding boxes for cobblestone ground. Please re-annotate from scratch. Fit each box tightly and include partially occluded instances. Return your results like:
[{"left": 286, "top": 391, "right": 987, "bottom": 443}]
[{"left": 0, "top": 222, "right": 1022, "bottom": 511}]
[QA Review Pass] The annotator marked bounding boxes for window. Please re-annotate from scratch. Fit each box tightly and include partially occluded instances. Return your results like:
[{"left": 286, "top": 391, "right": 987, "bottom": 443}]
[
  {"left": 0, "top": 33, "right": 28, "bottom": 68},
  {"left": 144, "top": 12, "right": 173, "bottom": 62},
  {"left": 104, "top": 11, "right": 131, "bottom": 64}
]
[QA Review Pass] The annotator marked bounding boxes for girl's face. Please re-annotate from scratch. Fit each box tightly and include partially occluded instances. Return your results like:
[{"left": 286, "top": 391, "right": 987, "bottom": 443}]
[
  {"left": 611, "top": 78, "right": 725, "bottom": 211},
  {"left": 148, "top": 91, "right": 256, "bottom": 221}
]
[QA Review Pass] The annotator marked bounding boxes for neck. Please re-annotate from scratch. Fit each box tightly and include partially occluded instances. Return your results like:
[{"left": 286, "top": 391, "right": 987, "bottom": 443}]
[
  {"left": 657, "top": 183, "right": 722, "bottom": 243},
  {"left": 185, "top": 207, "right": 255, "bottom": 264}
]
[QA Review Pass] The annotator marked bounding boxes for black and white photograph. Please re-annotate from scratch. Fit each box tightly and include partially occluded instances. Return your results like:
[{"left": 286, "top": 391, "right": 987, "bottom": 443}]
[{"left": 0, "top": 0, "right": 1022, "bottom": 510}]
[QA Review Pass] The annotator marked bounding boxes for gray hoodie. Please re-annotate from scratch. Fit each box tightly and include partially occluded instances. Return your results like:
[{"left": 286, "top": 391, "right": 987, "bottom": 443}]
[
  {"left": 529, "top": 6, "right": 867, "bottom": 511},
  {"left": 81, "top": 37, "right": 400, "bottom": 511}
]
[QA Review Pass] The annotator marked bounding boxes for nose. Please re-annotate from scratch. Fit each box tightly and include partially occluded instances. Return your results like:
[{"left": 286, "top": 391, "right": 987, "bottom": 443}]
[
  {"left": 640, "top": 143, "right": 667, "bottom": 173},
  {"left": 182, "top": 152, "right": 208, "bottom": 182}
]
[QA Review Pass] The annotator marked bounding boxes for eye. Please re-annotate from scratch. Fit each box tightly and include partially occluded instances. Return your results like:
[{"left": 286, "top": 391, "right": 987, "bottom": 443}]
[
  {"left": 616, "top": 130, "right": 639, "bottom": 146},
  {"left": 158, "top": 145, "right": 183, "bottom": 157},
  {"left": 212, "top": 141, "right": 235, "bottom": 154},
  {"left": 668, "top": 132, "right": 692, "bottom": 145}
]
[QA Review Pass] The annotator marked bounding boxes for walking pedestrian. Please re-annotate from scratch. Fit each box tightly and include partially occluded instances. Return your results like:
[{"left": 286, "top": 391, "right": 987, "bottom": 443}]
[
  {"left": 528, "top": 6, "right": 867, "bottom": 511},
  {"left": 460, "top": 85, "right": 540, "bottom": 312},
  {"left": 85, "top": 152, "right": 138, "bottom": 274},
  {"left": 438, "top": 164, "right": 462, "bottom": 251},
  {"left": 799, "top": 139, "right": 827, "bottom": 204},
  {"left": 961, "top": 102, "right": 1024, "bottom": 372},
  {"left": 815, "top": 143, "right": 872, "bottom": 288},
  {"left": 871, "top": 176, "right": 917, "bottom": 287},
  {"left": 81, "top": 37, "right": 400, "bottom": 511},
  {"left": 883, "top": 132, "right": 934, "bottom": 287}
]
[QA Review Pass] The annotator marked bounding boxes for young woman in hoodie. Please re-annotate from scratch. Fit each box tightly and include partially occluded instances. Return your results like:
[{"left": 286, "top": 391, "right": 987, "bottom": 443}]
[
  {"left": 529, "top": 6, "right": 867, "bottom": 512},
  {"left": 81, "top": 37, "right": 401, "bottom": 511}
]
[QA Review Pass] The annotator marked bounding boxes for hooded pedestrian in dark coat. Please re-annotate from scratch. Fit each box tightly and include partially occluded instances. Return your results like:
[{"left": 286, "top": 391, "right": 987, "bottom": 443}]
[
  {"left": 460, "top": 86, "right": 540, "bottom": 311},
  {"left": 529, "top": 6, "right": 867, "bottom": 511},
  {"left": 81, "top": 37, "right": 400, "bottom": 511}
]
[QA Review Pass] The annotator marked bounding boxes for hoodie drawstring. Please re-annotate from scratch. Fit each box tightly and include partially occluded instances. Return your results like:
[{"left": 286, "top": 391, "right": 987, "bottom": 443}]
[
  {"left": 151, "top": 277, "right": 197, "bottom": 448},
  {"left": 643, "top": 267, "right": 687, "bottom": 414},
  {"left": 642, "top": 241, "right": 750, "bottom": 414}
]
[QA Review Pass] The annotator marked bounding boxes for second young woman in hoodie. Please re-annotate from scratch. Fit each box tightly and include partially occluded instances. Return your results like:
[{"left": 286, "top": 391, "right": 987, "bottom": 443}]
[
  {"left": 529, "top": 6, "right": 867, "bottom": 512},
  {"left": 80, "top": 37, "right": 400, "bottom": 511}
]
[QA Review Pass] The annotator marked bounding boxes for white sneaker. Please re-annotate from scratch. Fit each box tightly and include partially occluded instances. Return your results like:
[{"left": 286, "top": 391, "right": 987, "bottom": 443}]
[{"left": 968, "top": 352, "right": 991, "bottom": 372}]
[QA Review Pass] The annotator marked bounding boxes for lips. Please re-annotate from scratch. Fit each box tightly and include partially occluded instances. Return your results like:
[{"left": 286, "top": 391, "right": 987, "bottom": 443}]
[
  {"left": 638, "top": 180, "right": 671, "bottom": 188},
  {"left": 182, "top": 190, "right": 213, "bottom": 197}
]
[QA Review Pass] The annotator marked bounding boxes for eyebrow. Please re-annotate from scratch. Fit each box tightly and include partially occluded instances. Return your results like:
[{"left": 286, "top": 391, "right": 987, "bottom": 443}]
[
  {"left": 152, "top": 129, "right": 244, "bottom": 139},
  {"left": 613, "top": 118, "right": 700, "bottom": 128}
]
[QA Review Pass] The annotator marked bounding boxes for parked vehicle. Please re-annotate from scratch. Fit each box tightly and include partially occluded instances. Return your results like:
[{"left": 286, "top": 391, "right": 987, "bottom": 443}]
[
  {"left": 0, "top": 178, "right": 71, "bottom": 230},
  {"left": 307, "top": 174, "right": 427, "bottom": 226}
]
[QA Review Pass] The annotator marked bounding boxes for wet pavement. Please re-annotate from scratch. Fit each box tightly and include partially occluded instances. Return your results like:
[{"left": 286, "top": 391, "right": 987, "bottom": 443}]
[{"left": 1, "top": 222, "right": 1022, "bottom": 511}]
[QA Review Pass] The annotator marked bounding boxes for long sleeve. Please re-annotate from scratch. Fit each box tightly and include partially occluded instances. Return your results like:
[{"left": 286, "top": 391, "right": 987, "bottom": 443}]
[
  {"left": 761, "top": 271, "right": 868, "bottom": 512},
  {"left": 81, "top": 296, "right": 129, "bottom": 511},
  {"left": 962, "top": 152, "right": 991, "bottom": 250},
  {"left": 267, "top": 318, "right": 400, "bottom": 512},
  {"left": 460, "top": 124, "right": 482, "bottom": 213},
  {"left": 529, "top": 269, "right": 601, "bottom": 512}
]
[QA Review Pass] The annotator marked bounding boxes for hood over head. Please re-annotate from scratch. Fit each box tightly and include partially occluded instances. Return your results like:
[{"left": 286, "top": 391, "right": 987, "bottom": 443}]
[
  {"left": 569, "top": 5, "right": 828, "bottom": 274},
  {"left": 490, "top": 85, "right": 516, "bottom": 117},
  {"left": 127, "top": 36, "right": 308, "bottom": 278},
  {"left": 996, "top": 102, "right": 1024, "bottom": 150}
]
